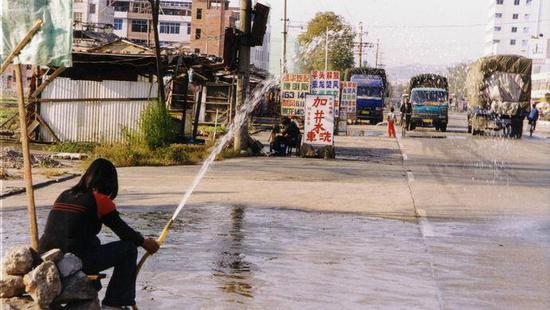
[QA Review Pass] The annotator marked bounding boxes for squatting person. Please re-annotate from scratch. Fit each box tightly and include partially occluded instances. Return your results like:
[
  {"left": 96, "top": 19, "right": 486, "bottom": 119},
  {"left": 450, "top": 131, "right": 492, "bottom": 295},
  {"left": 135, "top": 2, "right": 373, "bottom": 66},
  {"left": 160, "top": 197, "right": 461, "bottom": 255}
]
[{"left": 39, "top": 158, "right": 160, "bottom": 309}]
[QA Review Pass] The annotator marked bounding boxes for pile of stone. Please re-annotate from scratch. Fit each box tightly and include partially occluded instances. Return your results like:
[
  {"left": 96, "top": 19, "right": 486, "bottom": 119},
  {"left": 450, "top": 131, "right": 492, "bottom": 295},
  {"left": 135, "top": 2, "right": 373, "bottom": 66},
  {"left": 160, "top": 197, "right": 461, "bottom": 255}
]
[
  {"left": 0, "top": 148, "right": 64, "bottom": 170},
  {"left": 1, "top": 245, "right": 100, "bottom": 310}
]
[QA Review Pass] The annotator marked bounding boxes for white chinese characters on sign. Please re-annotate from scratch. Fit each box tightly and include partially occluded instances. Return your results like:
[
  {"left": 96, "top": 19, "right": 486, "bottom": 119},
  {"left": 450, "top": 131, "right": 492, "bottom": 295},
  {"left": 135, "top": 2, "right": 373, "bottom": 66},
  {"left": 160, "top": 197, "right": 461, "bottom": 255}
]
[
  {"left": 304, "top": 94, "right": 335, "bottom": 146},
  {"left": 310, "top": 71, "right": 340, "bottom": 117},
  {"left": 340, "top": 81, "right": 358, "bottom": 118}
]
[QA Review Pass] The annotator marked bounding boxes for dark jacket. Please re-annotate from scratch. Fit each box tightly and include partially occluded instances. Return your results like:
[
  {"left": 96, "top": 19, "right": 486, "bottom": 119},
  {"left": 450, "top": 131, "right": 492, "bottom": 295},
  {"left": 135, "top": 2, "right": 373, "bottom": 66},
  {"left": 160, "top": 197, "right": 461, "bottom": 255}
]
[{"left": 39, "top": 190, "right": 144, "bottom": 257}]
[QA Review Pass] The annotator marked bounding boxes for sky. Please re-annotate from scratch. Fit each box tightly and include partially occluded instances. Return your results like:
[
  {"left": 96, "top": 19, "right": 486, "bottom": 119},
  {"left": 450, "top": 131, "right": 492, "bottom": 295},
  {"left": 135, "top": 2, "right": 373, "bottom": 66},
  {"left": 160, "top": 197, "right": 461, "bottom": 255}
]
[{"left": 243, "top": 0, "right": 489, "bottom": 72}]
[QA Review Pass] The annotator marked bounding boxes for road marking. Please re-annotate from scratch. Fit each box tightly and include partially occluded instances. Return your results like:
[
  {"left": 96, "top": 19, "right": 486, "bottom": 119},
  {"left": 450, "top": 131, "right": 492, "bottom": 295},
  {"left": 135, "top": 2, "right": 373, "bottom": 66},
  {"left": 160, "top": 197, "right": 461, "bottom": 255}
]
[
  {"left": 407, "top": 171, "right": 415, "bottom": 182},
  {"left": 417, "top": 209, "right": 435, "bottom": 237}
]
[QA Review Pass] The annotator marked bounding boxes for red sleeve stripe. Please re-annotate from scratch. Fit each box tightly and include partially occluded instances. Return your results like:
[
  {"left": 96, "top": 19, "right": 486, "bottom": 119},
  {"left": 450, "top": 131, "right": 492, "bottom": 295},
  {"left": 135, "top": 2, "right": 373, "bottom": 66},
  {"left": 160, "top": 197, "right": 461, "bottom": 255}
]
[{"left": 53, "top": 203, "right": 87, "bottom": 212}]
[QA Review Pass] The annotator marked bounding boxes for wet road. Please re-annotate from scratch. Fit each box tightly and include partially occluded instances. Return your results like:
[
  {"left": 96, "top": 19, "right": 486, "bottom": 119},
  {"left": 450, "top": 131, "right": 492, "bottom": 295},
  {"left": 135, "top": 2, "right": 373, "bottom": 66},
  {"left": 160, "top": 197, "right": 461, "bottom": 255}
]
[{"left": 2, "top": 112, "right": 549, "bottom": 309}]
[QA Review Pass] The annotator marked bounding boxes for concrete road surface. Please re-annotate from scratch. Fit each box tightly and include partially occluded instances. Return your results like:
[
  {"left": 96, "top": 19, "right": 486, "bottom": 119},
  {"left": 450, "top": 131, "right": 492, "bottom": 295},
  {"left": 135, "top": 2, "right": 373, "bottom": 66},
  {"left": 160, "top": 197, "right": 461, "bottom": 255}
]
[{"left": 2, "top": 112, "right": 549, "bottom": 309}]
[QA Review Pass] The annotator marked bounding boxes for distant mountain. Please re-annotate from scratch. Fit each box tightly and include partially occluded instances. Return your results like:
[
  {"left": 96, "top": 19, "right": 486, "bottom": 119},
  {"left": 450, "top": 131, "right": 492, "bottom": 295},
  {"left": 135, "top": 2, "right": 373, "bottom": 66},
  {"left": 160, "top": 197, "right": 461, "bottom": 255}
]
[{"left": 384, "top": 63, "right": 455, "bottom": 83}]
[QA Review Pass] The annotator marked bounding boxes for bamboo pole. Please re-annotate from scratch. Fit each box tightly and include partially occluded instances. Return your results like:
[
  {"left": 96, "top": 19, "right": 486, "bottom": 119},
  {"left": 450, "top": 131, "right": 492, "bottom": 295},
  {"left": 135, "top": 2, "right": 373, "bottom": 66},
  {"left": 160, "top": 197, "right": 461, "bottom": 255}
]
[
  {"left": 0, "top": 19, "right": 43, "bottom": 74},
  {"left": 15, "top": 64, "right": 39, "bottom": 250}
]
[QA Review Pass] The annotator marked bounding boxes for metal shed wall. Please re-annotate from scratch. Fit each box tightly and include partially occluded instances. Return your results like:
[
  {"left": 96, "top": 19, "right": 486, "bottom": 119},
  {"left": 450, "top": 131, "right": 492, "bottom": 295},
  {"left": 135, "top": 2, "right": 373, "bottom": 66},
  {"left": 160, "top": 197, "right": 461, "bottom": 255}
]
[{"left": 40, "top": 78, "right": 157, "bottom": 143}]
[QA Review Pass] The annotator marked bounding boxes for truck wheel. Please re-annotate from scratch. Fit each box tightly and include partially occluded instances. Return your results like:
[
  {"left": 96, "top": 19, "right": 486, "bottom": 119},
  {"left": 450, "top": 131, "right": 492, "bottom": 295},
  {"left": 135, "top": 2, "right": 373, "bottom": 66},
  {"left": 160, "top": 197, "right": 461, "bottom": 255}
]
[
  {"left": 467, "top": 125, "right": 472, "bottom": 133},
  {"left": 440, "top": 124, "right": 447, "bottom": 132}
]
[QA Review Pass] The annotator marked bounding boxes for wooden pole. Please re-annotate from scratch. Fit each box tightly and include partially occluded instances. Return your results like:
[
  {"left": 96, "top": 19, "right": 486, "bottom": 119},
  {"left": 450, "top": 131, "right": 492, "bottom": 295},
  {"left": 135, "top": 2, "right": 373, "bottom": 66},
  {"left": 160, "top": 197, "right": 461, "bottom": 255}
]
[{"left": 15, "top": 64, "right": 39, "bottom": 250}]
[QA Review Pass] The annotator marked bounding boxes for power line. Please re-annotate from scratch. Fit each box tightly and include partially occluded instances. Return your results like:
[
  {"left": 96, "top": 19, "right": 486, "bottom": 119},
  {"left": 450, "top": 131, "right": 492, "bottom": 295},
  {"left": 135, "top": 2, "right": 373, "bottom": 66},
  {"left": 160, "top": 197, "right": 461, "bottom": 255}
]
[{"left": 366, "top": 18, "right": 550, "bottom": 29}]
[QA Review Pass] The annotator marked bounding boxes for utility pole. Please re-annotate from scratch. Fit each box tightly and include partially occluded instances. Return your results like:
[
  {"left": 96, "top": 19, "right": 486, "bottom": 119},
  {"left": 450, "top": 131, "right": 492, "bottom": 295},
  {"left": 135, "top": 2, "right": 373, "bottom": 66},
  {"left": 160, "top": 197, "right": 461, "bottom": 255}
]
[
  {"left": 281, "top": 0, "right": 288, "bottom": 74},
  {"left": 375, "top": 39, "right": 380, "bottom": 68},
  {"left": 358, "top": 22, "right": 363, "bottom": 67},
  {"left": 234, "top": 0, "right": 251, "bottom": 151},
  {"left": 149, "top": 0, "right": 165, "bottom": 104},
  {"left": 324, "top": 26, "right": 329, "bottom": 71}
]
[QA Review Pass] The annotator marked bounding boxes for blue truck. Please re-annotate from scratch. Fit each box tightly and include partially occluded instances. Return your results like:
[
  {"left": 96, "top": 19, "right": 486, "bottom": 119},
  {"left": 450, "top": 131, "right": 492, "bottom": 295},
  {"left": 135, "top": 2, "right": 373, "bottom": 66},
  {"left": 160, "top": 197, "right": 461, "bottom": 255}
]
[
  {"left": 407, "top": 74, "right": 449, "bottom": 132},
  {"left": 345, "top": 68, "right": 388, "bottom": 124}
]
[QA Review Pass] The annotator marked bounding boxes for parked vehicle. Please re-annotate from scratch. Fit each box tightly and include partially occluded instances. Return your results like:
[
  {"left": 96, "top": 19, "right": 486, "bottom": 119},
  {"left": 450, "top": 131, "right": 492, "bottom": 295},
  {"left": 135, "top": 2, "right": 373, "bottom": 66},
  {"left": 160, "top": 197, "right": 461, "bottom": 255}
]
[
  {"left": 465, "top": 55, "right": 532, "bottom": 138},
  {"left": 407, "top": 74, "right": 449, "bottom": 132},
  {"left": 344, "top": 67, "right": 388, "bottom": 124}
]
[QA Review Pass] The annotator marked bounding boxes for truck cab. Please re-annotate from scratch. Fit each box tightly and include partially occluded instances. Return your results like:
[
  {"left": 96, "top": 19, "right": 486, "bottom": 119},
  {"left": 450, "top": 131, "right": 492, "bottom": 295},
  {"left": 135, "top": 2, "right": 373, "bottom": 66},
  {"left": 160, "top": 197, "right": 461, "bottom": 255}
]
[
  {"left": 351, "top": 74, "right": 385, "bottom": 124},
  {"left": 410, "top": 87, "right": 449, "bottom": 131}
]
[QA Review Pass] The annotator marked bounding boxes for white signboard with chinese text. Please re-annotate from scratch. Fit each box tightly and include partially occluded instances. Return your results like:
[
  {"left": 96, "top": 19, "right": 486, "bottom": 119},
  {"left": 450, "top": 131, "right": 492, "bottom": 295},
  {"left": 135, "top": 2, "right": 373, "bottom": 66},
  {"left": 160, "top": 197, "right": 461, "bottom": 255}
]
[
  {"left": 311, "top": 71, "right": 341, "bottom": 117},
  {"left": 280, "top": 74, "right": 310, "bottom": 116},
  {"left": 340, "top": 81, "right": 357, "bottom": 118},
  {"left": 304, "top": 94, "right": 335, "bottom": 146}
]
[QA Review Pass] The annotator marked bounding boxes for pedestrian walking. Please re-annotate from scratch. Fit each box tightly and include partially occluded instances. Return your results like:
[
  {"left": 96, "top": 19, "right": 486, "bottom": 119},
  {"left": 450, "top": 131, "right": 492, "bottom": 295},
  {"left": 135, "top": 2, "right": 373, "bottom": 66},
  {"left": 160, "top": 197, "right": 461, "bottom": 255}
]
[
  {"left": 528, "top": 103, "right": 539, "bottom": 136},
  {"left": 387, "top": 107, "right": 397, "bottom": 138},
  {"left": 39, "top": 158, "right": 160, "bottom": 309}
]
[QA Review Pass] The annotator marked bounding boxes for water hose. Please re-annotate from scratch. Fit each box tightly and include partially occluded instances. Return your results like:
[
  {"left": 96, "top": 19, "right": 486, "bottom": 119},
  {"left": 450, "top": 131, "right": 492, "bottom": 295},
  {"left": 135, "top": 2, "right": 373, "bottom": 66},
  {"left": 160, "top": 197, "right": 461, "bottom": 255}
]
[{"left": 136, "top": 218, "right": 173, "bottom": 274}]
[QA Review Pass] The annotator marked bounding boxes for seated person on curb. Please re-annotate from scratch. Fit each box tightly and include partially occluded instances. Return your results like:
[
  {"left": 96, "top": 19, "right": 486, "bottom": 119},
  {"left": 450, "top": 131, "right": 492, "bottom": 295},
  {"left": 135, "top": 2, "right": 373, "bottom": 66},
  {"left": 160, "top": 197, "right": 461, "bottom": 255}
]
[{"left": 39, "top": 158, "right": 160, "bottom": 310}]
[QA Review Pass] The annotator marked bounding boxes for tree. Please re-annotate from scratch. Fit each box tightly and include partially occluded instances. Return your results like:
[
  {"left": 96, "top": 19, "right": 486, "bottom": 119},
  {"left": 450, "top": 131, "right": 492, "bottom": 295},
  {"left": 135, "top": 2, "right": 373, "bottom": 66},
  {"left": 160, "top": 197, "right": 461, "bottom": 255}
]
[
  {"left": 447, "top": 63, "right": 470, "bottom": 100},
  {"left": 296, "top": 12, "right": 355, "bottom": 77}
]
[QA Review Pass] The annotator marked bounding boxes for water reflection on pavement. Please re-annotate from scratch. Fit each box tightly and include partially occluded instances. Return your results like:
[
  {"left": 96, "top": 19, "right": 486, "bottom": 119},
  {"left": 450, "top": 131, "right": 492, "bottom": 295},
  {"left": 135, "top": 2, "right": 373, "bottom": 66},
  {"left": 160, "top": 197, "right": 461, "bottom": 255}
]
[{"left": 1, "top": 204, "right": 441, "bottom": 309}]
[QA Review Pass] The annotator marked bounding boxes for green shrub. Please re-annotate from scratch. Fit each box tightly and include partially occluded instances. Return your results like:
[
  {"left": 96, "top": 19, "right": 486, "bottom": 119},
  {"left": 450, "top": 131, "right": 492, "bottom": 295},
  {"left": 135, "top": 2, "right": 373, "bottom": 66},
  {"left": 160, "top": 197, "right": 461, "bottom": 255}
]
[
  {"left": 48, "top": 142, "right": 97, "bottom": 154},
  {"left": 140, "top": 100, "right": 176, "bottom": 149},
  {"left": 92, "top": 143, "right": 208, "bottom": 167}
]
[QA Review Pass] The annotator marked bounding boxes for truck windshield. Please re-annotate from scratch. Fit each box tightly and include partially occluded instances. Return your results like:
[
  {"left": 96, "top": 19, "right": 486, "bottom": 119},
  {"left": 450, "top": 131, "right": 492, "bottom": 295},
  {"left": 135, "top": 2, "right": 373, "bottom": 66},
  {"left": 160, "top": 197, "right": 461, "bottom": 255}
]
[
  {"left": 357, "top": 86, "right": 383, "bottom": 98},
  {"left": 411, "top": 90, "right": 447, "bottom": 104}
]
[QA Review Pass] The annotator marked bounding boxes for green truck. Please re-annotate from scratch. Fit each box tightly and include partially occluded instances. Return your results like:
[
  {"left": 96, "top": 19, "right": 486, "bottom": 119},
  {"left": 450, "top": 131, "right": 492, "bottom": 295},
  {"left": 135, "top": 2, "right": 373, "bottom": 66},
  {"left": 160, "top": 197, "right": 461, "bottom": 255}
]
[
  {"left": 408, "top": 74, "right": 449, "bottom": 132},
  {"left": 465, "top": 55, "right": 532, "bottom": 137}
]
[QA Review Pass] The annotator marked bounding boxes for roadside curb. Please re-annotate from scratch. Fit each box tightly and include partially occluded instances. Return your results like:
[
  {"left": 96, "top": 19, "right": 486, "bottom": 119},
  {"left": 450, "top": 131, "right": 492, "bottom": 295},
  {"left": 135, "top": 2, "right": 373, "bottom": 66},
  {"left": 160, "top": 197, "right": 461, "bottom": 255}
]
[{"left": 1, "top": 173, "right": 81, "bottom": 199}]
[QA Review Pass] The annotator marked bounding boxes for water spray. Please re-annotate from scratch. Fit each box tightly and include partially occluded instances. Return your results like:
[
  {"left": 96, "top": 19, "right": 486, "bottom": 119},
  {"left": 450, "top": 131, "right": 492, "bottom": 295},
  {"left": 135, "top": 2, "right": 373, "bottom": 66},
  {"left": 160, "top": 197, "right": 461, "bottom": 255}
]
[{"left": 136, "top": 77, "right": 279, "bottom": 274}]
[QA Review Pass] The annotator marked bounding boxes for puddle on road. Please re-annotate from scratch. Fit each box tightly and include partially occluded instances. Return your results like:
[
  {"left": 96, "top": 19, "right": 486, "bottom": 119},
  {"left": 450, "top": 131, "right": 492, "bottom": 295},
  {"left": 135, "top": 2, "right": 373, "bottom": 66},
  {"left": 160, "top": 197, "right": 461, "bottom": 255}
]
[{"left": 1, "top": 204, "right": 441, "bottom": 309}]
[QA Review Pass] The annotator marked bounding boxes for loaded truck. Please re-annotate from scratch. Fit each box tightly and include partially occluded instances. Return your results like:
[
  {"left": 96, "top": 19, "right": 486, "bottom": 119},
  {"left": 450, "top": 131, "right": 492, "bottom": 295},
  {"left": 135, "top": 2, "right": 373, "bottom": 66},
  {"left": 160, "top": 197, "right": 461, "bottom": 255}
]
[
  {"left": 407, "top": 74, "right": 449, "bottom": 132},
  {"left": 344, "top": 67, "right": 388, "bottom": 124},
  {"left": 465, "top": 55, "right": 532, "bottom": 138}
]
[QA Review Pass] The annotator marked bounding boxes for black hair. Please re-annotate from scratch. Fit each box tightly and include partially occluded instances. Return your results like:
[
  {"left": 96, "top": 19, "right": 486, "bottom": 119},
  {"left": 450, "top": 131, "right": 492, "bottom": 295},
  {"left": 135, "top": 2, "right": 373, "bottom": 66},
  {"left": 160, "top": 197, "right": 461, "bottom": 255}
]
[
  {"left": 71, "top": 158, "right": 118, "bottom": 199},
  {"left": 390, "top": 107, "right": 395, "bottom": 112},
  {"left": 281, "top": 117, "right": 290, "bottom": 125}
]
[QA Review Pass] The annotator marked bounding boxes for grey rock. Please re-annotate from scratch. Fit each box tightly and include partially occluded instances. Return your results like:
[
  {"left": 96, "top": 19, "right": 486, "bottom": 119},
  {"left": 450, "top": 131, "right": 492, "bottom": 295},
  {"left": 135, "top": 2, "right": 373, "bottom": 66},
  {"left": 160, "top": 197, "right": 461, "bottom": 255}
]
[
  {"left": 23, "top": 261, "right": 62, "bottom": 309},
  {"left": 57, "top": 253, "right": 83, "bottom": 278},
  {"left": 0, "top": 296, "right": 40, "bottom": 310},
  {"left": 0, "top": 274, "right": 25, "bottom": 298},
  {"left": 40, "top": 249, "right": 64, "bottom": 263},
  {"left": 3, "top": 245, "right": 34, "bottom": 275},
  {"left": 65, "top": 298, "right": 101, "bottom": 310},
  {"left": 54, "top": 271, "right": 97, "bottom": 304}
]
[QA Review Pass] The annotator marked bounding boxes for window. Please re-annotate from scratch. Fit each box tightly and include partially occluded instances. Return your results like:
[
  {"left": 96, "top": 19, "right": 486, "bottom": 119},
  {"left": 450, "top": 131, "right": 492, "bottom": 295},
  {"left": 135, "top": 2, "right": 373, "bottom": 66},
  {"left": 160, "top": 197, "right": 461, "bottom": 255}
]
[
  {"left": 496, "top": 0, "right": 503, "bottom": 4},
  {"left": 512, "top": 13, "right": 518, "bottom": 19},
  {"left": 186, "top": 23, "right": 191, "bottom": 35},
  {"left": 194, "top": 48, "right": 201, "bottom": 54},
  {"left": 511, "top": 27, "right": 517, "bottom": 33},
  {"left": 494, "top": 26, "right": 502, "bottom": 31},
  {"left": 514, "top": 0, "right": 519, "bottom": 5},
  {"left": 523, "top": 27, "right": 529, "bottom": 33},
  {"left": 522, "top": 40, "right": 528, "bottom": 47},
  {"left": 160, "top": 22, "right": 180, "bottom": 34},
  {"left": 510, "top": 39, "right": 516, "bottom": 45},
  {"left": 114, "top": 18, "right": 123, "bottom": 30},
  {"left": 131, "top": 19, "right": 148, "bottom": 33},
  {"left": 495, "top": 13, "right": 503, "bottom": 18},
  {"left": 524, "top": 14, "right": 530, "bottom": 20},
  {"left": 526, "top": 0, "right": 532, "bottom": 4},
  {"left": 89, "top": 4, "right": 96, "bottom": 14},
  {"left": 493, "top": 39, "right": 501, "bottom": 44},
  {"left": 195, "top": 28, "right": 201, "bottom": 39},
  {"left": 196, "top": 8, "right": 202, "bottom": 19},
  {"left": 73, "top": 12, "right": 82, "bottom": 21}
]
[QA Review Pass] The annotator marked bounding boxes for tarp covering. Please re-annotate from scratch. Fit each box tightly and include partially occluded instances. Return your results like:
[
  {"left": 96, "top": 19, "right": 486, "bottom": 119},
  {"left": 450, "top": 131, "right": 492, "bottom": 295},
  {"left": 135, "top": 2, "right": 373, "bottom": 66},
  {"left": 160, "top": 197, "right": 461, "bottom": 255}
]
[
  {"left": 1, "top": 0, "right": 73, "bottom": 67},
  {"left": 466, "top": 55, "right": 532, "bottom": 113},
  {"left": 408, "top": 74, "right": 448, "bottom": 93},
  {"left": 345, "top": 67, "right": 387, "bottom": 88}
]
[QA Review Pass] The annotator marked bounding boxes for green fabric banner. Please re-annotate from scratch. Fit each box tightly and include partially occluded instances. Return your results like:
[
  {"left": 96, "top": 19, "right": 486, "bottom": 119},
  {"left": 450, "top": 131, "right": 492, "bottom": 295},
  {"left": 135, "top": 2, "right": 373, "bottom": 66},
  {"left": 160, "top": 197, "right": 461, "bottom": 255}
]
[{"left": 1, "top": 0, "right": 73, "bottom": 67}]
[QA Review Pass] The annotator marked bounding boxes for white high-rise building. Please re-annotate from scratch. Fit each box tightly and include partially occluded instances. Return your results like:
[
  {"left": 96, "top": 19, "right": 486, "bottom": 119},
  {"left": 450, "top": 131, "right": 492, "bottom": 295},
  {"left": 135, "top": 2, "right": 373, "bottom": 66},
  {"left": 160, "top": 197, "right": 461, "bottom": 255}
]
[
  {"left": 73, "top": 0, "right": 115, "bottom": 26},
  {"left": 485, "top": 0, "right": 550, "bottom": 68}
]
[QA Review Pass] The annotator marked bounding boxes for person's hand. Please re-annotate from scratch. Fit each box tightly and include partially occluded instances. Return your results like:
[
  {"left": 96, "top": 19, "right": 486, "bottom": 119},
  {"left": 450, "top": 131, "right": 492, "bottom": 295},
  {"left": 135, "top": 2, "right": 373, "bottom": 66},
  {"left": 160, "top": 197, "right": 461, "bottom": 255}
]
[{"left": 142, "top": 238, "right": 160, "bottom": 255}]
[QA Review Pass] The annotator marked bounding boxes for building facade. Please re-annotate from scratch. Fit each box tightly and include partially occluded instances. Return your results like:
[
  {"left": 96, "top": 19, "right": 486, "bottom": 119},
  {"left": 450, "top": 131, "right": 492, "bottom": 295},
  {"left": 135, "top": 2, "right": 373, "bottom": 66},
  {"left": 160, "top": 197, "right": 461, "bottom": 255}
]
[
  {"left": 73, "top": 0, "right": 115, "bottom": 26},
  {"left": 108, "top": 0, "right": 192, "bottom": 48},
  {"left": 190, "top": 0, "right": 237, "bottom": 56},
  {"left": 485, "top": 0, "right": 550, "bottom": 72}
]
